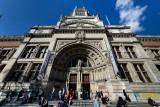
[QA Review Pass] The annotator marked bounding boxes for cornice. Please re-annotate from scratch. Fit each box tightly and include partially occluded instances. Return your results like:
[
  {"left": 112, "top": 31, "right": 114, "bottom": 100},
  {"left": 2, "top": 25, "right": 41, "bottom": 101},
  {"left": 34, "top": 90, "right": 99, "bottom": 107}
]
[
  {"left": 0, "top": 35, "right": 24, "bottom": 42},
  {"left": 24, "top": 33, "right": 52, "bottom": 38},
  {"left": 109, "top": 33, "right": 136, "bottom": 38},
  {"left": 136, "top": 36, "right": 160, "bottom": 42}
]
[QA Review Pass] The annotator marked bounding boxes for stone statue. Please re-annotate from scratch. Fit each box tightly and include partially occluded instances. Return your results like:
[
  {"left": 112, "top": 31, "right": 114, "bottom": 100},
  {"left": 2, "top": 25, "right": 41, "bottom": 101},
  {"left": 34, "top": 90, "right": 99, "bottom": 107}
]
[{"left": 78, "top": 59, "right": 82, "bottom": 71}]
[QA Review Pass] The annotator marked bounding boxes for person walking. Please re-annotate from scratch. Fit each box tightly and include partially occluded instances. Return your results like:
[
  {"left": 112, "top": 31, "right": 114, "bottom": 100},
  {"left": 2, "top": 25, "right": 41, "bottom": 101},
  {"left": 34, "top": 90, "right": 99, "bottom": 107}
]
[
  {"left": 38, "top": 96, "right": 45, "bottom": 107},
  {"left": 59, "top": 90, "right": 62, "bottom": 100},
  {"left": 51, "top": 87, "right": 56, "bottom": 101},
  {"left": 9, "top": 89, "right": 16, "bottom": 101},
  {"left": 17, "top": 88, "right": 24, "bottom": 101},
  {"left": 62, "top": 88, "right": 65, "bottom": 101},
  {"left": 123, "top": 89, "right": 127, "bottom": 100},
  {"left": 38, "top": 89, "right": 44, "bottom": 100},
  {"left": 94, "top": 95, "right": 99, "bottom": 107},
  {"left": 100, "top": 97, "right": 108, "bottom": 107},
  {"left": 116, "top": 96, "right": 123, "bottom": 107},
  {"left": 90, "top": 90, "right": 93, "bottom": 101}
]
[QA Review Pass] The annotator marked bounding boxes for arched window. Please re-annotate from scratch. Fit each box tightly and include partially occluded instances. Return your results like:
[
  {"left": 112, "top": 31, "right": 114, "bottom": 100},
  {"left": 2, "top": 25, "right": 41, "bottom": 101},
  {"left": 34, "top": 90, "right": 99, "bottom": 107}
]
[{"left": 68, "top": 57, "right": 91, "bottom": 67}]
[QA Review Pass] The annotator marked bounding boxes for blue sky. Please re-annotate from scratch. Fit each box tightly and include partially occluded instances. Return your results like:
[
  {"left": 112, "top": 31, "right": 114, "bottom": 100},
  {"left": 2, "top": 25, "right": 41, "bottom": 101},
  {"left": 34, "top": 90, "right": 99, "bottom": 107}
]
[{"left": 0, "top": 0, "right": 160, "bottom": 35}]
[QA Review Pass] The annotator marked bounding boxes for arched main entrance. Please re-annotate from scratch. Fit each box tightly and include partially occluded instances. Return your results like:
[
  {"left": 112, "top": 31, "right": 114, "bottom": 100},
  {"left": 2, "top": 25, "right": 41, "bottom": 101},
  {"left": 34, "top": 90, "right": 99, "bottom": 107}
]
[{"left": 49, "top": 43, "right": 107, "bottom": 98}]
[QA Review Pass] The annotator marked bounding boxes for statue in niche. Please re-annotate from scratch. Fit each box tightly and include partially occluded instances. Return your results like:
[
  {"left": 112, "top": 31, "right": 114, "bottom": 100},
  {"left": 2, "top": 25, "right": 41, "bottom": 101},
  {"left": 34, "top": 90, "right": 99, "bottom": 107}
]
[
  {"left": 77, "top": 59, "right": 82, "bottom": 72},
  {"left": 75, "top": 31, "right": 85, "bottom": 43}
]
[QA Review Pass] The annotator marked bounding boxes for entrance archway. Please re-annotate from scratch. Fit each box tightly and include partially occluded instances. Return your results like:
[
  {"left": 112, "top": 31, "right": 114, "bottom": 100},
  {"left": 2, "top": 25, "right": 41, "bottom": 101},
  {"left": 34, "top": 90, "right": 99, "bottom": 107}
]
[{"left": 49, "top": 43, "right": 107, "bottom": 98}]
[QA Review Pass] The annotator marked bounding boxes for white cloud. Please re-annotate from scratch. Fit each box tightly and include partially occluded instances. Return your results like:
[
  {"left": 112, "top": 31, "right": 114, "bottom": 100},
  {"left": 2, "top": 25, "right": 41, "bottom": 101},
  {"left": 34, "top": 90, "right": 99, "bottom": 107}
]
[{"left": 116, "top": 0, "right": 147, "bottom": 32}]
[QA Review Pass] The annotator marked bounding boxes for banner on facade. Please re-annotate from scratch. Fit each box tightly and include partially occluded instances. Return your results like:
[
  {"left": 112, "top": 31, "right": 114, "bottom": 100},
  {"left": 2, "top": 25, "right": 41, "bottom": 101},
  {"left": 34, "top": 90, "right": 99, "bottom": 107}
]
[
  {"left": 41, "top": 50, "right": 51, "bottom": 74},
  {"left": 110, "top": 50, "right": 119, "bottom": 73},
  {"left": 134, "top": 93, "right": 160, "bottom": 98}
]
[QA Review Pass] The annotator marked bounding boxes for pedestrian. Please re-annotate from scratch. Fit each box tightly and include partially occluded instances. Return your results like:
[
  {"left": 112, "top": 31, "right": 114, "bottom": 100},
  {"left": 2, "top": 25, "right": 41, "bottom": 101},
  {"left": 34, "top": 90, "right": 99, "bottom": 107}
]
[
  {"left": 9, "top": 89, "right": 16, "bottom": 101},
  {"left": 123, "top": 89, "right": 127, "bottom": 100},
  {"left": 69, "top": 95, "right": 72, "bottom": 105},
  {"left": 28, "top": 94, "right": 33, "bottom": 103},
  {"left": 38, "top": 96, "right": 45, "bottom": 107},
  {"left": 100, "top": 91, "right": 103, "bottom": 98},
  {"left": 90, "top": 90, "right": 93, "bottom": 101},
  {"left": 17, "top": 88, "right": 24, "bottom": 101},
  {"left": 51, "top": 87, "right": 56, "bottom": 101},
  {"left": 100, "top": 97, "right": 108, "bottom": 107},
  {"left": 35, "top": 89, "right": 39, "bottom": 100},
  {"left": 72, "top": 90, "right": 74, "bottom": 99},
  {"left": 38, "top": 89, "right": 44, "bottom": 100},
  {"left": 116, "top": 96, "right": 123, "bottom": 107},
  {"left": 59, "top": 90, "right": 62, "bottom": 100},
  {"left": 94, "top": 95, "right": 99, "bottom": 107},
  {"left": 123, "top": 100, "right": 128, "bottom": 107},
  {"left": 105, "top": 96, "right": 111, "bottom": 105},
  {"left": 62, "top": 88, "right": 65, "bottom": 101},
  {"left": 43, "top": 99, "right": 48, "bottom": 107}
]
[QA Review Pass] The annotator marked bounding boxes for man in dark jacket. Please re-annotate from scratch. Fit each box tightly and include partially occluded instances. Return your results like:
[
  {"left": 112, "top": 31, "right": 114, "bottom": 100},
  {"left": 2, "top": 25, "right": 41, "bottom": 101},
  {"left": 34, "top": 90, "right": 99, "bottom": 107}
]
[
  {"left": 38, "top": 96, "right": 45, "bottom": 107},
  {"left": 117, "top": 96, "right": 123, "bottom": 107},
  {"left": 9, "top": 89, "right": 16, "bottom": 101},
  {"left": 17, "top": 88, "right": 24, "bottom": 101}
]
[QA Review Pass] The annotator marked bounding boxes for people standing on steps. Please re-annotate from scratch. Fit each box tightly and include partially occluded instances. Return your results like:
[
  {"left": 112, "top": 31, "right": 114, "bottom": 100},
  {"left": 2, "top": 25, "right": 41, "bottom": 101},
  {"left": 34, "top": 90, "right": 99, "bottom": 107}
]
[
  {"left": 59, "top": 90, "right": 62, "bottom": 100},
  {"left": 51, "top": 87, "right": 56, "bottom": 101},
  {"left": 17, "top": 88, "right": 24, "bottom": 101},
  {"left": 90, "top": 90, "right": 93, "bottom": 101},
  {"left": 38, "top": 89, "right": 44, "bottom": 100},
  {"left": 100, "top": 97, "right": 108, "bottom": 107},
  {"left": 62, "top": 88, "right": 65, "bottom": 101},
  {"left": 94, "top": 95, "right": 99, "bottom": 107}
]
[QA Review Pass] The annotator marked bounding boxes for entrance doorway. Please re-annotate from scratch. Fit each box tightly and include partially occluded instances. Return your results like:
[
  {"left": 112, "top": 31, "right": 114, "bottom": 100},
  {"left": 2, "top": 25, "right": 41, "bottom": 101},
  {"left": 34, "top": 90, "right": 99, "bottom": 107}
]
[{"left": 82, "top": 74, "right": 90, "bottom": 99}]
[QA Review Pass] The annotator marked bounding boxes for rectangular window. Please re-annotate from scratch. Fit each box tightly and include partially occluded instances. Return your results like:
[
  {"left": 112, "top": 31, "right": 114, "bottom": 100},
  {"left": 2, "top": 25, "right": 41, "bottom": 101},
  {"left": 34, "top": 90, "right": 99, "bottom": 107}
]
[
  {"left": 70, "top": 74, "right": 77, "bottom": 83},
  {"left": 151, "top": 50, "right": 160, "bottom": 56},
  {"left": 125, "top": 46, "right": 138, "bottom": 58},
  {"left": 133, "top": 64, "right": 152, "bottom": 83},
  {"left": 26, "top": 63, "right": 42, "bottom": 82},
  {"left": 37, "top": 46, "right": 48, "bottom": 58},
  {"left": 83, "top": 74, "right": 90, "bottom": 82},
  {"left": 23, "top": 46, "right": 36, "bottom": 58},
  {"left": 10, "top": 64, "right": 27, "bottom": 82},
  {"left": 113, "top": 46, "right": 122, "bottom": 58},
  {"left": 0, "top": 50, "right": 13, "bottom": 61},
  {"left": 120, "top": 64, "right": 133, "bottom": 82}
]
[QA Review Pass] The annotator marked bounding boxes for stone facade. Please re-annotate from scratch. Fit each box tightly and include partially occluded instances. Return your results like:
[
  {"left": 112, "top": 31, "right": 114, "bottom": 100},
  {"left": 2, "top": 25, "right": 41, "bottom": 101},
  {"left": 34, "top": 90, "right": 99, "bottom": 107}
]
[{"left": 0, "top": 6, "right": 160, "bottom": 102}]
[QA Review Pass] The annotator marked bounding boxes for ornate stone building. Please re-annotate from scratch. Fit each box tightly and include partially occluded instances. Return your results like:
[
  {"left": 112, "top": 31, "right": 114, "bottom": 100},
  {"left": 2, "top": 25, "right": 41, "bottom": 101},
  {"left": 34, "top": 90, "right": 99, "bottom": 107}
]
[{"left": 0, "top": 6, "right": 160, "bottom": 101}]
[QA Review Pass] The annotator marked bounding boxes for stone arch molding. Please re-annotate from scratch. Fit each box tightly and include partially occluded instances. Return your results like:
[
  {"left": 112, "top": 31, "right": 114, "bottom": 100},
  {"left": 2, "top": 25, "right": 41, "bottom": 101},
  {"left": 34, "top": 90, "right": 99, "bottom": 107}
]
[
  {"left": 53, "top": 43, "right": 107, "bottom": 69},
  {"left": 60, "top": 20, "right": 100, "bottom": 27}
]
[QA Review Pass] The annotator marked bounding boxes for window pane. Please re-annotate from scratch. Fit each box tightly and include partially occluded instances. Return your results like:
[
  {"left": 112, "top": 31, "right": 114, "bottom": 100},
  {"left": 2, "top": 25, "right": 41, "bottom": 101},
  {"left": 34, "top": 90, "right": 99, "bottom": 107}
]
[
  {"left": 132, "top": 52, "right": 137, "bottom": 58},
  {"left": 143, "top": 72, "right": 152, "bottom": 82},
  {"left": 139, "top": 65, "right": 145, "bottom": 71},
  {"left": 38, "top": 64, "right": 42, "bottom": 70},
  {"left": 25, "top": 53, "right": 29, "bottom": 58},
  {"left": 21, "top": 64, "right": 27, "bottom": 70},
  {"left": 122, "top": 64, "right": 128, "bottom": 71},
  {"left": 117, "top": 52, "right": 122, "bottom": 58},
  {"left": 137, "top": 72, "right": 145, "bottom": 82},
  {"left": 125, "top": 72, "right": 133, "bottom": 82},
  {"left": 128, "top": 52, "right": 132, "bottom": 58},
  {"left": 29, "top": 53, "right": 33, "bottom": 58},
  {"left": 134, "top": 64, "right": 139, "bottom": 71}
]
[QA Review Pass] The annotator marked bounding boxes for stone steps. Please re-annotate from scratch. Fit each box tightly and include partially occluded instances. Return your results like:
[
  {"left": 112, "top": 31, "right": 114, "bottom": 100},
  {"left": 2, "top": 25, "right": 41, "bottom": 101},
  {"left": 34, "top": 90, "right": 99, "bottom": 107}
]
[{"left": 1, "top": 100, "right": 157, "bottom": 107}]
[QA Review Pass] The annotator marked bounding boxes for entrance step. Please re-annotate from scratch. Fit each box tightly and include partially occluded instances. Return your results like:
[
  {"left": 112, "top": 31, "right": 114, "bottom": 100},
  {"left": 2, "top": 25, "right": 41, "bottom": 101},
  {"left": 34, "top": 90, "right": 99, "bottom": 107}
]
[{"left": 1, "top": 100, "right": 157, "bottom": 107}]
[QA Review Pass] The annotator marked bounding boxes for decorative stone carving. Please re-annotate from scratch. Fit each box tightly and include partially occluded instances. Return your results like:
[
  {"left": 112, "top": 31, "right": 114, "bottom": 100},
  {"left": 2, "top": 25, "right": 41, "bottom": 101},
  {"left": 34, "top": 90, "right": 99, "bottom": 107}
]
[
  {"left": 55, "top": 40, "right": 75, "bottom": 51},
  {"left": 84, "top": 40, "right": 102, "bottom": 50},
  {"left": 75, "top": 31, "right": 85, "bottom": 43}
]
